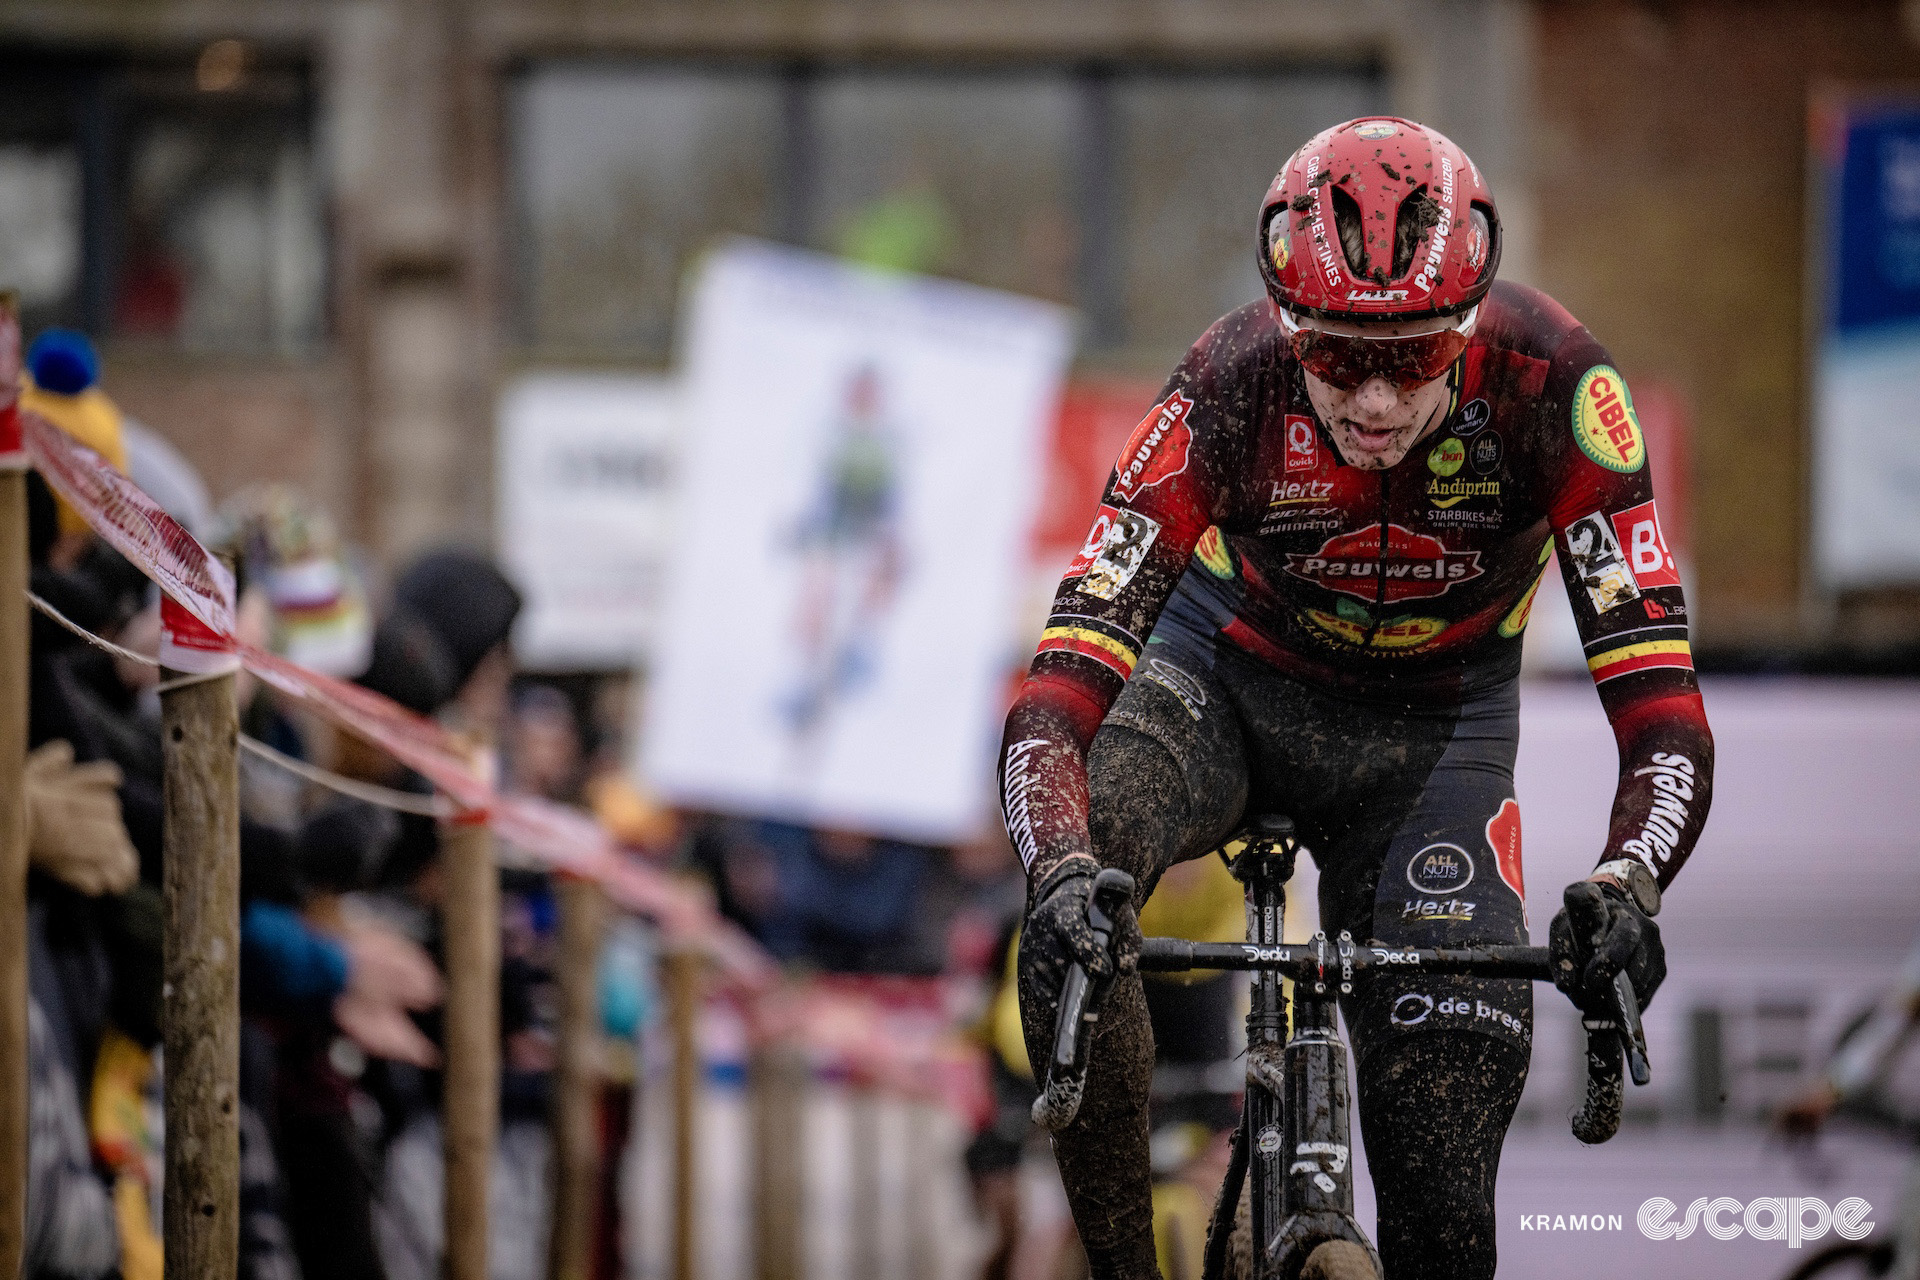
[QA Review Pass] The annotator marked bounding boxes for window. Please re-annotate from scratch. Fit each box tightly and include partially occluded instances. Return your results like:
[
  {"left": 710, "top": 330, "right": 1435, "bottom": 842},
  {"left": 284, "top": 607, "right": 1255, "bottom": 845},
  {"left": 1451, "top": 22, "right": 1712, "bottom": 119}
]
[
  {"left": 509, "top": 59, "right": 1384, "bottom": 368},
  {"left": 0, "top": 47, "right": 324, "bottom": 353}
]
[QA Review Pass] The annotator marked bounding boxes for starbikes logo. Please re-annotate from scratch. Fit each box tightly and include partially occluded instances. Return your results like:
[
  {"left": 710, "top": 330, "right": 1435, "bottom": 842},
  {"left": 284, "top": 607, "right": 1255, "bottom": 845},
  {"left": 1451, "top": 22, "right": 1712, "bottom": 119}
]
[
  {"left": 1113, "top": 391, "right": 1194, "bottom": 502},
  {"left": 1284, "top": 524, "right": 1483, "bottom": 603}
]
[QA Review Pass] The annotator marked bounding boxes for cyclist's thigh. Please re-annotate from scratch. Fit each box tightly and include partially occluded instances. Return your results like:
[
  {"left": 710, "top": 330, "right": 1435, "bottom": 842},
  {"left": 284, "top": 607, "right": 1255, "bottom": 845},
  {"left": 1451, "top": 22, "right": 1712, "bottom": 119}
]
[
  {"left": 1088, "top": 631, "right": 1248, "bottom": 890},
  {"left": 1322, "top": 680, "right": 1534, "bottom": 1067}
]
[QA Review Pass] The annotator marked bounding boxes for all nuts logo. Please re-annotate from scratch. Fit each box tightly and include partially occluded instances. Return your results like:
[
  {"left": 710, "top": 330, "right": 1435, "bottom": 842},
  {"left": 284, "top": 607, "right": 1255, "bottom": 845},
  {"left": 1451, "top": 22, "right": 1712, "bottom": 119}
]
[
  {"left": 1283, "top": 524, "right": 1484, "bottom": 603},
  {"left": 1112, "top": 391, "right": 1195, "bottom": 502}
]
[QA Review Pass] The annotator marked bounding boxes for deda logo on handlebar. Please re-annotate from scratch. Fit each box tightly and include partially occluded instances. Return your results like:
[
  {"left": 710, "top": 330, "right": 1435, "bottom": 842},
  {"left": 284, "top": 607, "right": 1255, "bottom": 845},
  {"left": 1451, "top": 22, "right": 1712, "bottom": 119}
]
[{"left": 1032, "top": 815, "right": 1652, "bottom": 1280}]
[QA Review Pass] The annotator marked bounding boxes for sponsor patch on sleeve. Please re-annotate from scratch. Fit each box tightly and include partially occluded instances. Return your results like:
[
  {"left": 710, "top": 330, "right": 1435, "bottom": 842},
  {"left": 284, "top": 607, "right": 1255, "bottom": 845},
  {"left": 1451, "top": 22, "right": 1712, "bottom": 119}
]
[
  {"left": 1077, "top": 508, "right": 1161, "bottom": 601},
  {"left": 1572, "top": 366, "right": 1645, "bottom": 473},
  {"left": 1608, "top": 499, "right": 1680, "bottom": 589},
  {"left": 1112, "top": 392, "right": 1195, "bottom": 501}
]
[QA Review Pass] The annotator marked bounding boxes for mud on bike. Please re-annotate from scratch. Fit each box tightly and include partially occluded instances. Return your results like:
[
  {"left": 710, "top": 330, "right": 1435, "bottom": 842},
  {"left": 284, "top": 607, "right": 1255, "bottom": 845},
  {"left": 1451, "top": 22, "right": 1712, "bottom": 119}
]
[{"left": 1032, "top": 814, "right": 1652, "bottom": 1280}]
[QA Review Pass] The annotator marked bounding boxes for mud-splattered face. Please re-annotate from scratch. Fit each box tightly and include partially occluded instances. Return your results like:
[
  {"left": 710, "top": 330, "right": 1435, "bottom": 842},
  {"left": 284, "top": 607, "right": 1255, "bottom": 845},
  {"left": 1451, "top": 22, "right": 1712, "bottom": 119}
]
[{"left": 1304, "top": 366, "right": 1453, "bottom": 471}]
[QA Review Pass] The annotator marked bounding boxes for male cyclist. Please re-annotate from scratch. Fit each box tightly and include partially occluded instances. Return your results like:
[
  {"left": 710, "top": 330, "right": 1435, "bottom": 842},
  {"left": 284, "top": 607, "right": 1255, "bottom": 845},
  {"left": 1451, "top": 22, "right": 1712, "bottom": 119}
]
[{"left": 1001, "top": 117, "right": 1714, "bottom": 1279}]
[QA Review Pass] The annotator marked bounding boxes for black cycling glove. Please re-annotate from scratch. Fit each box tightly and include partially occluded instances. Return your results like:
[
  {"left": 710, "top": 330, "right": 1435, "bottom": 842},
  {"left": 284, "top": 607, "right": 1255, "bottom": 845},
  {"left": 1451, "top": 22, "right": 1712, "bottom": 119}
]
[
  {"left": 1016, "top": 858, "right": 1142, "bottom": 1037},
  {"left": 1548, "top": 879, "right": 1666, "bottom": 1016}
]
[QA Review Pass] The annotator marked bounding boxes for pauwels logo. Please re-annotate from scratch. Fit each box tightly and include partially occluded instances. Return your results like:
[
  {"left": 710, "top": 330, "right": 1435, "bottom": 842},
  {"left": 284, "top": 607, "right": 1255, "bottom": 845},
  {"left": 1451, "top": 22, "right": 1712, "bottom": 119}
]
[
  {"left": 1284, "top": 524, "right": 1484, "bottom": 603},
  {"left": 1112, "top": 391, "right": 1194, "bottom": 502}
]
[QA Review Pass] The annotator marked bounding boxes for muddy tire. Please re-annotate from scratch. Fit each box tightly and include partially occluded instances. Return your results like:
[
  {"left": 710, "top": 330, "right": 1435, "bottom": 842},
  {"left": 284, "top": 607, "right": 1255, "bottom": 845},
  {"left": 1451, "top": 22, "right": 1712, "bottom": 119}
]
[
  {"left": 1299, "top": 1239, "right": 1377, "bottom": 1280},
  {"left": 1217, "top": 1176, "right": 1252, "bottom": 1280}
]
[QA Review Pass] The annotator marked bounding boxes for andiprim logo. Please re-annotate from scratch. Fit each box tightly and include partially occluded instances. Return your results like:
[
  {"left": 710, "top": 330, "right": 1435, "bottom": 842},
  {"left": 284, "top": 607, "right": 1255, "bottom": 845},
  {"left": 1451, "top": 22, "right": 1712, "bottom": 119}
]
[{"left": 1636, "top": 1196, "right": 1874, "bottom": 1248}]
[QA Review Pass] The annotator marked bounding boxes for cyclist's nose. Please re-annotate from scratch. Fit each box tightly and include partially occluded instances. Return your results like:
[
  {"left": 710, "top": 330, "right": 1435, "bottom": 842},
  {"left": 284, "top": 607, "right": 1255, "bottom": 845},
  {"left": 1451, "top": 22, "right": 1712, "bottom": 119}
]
[{"left": 1350, "top": 376, "right": 1398, "bottom": 418}]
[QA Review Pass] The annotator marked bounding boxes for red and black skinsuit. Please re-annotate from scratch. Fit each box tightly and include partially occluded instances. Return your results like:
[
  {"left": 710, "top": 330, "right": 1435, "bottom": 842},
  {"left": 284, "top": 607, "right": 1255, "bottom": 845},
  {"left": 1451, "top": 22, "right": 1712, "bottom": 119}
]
[{"left": 1002, "top": 280, "right": 1713, "bottom": 1279}]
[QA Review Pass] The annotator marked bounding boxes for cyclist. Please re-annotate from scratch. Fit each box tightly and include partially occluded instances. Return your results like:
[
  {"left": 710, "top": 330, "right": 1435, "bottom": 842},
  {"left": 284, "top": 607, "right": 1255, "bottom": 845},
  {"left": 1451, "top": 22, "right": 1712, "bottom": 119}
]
[
  {"left": 1000, "top": 116, "right": 1714, "bottom": 1279},
  {"left": 1777, "top": 930, "right": 1920, "bottom": 1279}
]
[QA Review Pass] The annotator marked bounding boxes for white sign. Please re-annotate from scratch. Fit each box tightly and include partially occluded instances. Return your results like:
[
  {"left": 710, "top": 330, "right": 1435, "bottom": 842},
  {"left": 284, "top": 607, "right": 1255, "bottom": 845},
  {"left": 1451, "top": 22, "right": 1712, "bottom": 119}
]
[
  {"left": 641, "top": 241, "right": 1070, "bottom": 842},
  {"left": 496, "top": 373, "right": 679, "bottom": 669}
]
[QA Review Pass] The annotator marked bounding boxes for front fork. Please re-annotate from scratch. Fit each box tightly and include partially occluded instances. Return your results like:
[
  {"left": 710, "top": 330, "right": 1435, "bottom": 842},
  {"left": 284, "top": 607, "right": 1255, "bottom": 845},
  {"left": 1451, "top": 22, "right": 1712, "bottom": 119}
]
[{"left": 1241, "top": 849, "right": 1379, "bottom": 1278}]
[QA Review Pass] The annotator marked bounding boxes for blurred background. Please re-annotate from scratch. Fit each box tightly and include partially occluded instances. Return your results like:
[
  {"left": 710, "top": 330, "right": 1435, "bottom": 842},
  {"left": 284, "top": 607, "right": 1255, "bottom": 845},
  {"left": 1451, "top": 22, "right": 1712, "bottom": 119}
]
[{"left": 5, "top": 2, "right": 1920, "bottom": 1278}]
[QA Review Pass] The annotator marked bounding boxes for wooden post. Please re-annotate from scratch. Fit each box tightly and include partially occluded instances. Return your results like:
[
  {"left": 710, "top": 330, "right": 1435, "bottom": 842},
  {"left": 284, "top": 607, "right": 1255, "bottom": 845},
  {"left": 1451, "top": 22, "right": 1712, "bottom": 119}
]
[
  {"left": 750, "top": 1040, "right": 806, "bottom": 1280},
  {"left": 849, "top": 1085, "right": 882, "bottom": 1280},
  {"left": 160, "top": 658, "right": 242, "bottom": 1278},
  {"left": 663, "top": 947, "right": 702, "bottom": 1280},
  {"left": 442, "top": 811, "right": 500, "bottom": 1280},
  {"left": 0, "top": 406, "right": 28, "bottom": 1275},
  {"left": 549, "top": 876, "right": 606, "bottom": 1280}
]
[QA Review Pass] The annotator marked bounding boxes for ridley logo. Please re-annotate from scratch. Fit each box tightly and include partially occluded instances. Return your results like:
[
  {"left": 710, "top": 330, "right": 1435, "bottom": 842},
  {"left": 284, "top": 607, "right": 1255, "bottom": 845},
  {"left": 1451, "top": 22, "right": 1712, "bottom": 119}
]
[
  {"left": 1284, "top": 415, "right": 1318, "bottom": 473},
  {"left": 1112, "top": 392, "right": 1195, "bottom": 502},
  {"left": 1486, "top": 798, "right": 1525, "bottom": 926},
  {"left": 1284, "top": 524, "right": 1484, "bottom": 603}
]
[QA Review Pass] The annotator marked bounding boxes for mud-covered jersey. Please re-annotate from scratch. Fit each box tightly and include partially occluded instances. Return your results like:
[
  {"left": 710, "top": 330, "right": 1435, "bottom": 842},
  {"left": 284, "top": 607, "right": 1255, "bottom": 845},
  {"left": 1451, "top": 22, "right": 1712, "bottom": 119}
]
[{"left": 1002, "top": 280, "right": 1713, "bottom": 892}]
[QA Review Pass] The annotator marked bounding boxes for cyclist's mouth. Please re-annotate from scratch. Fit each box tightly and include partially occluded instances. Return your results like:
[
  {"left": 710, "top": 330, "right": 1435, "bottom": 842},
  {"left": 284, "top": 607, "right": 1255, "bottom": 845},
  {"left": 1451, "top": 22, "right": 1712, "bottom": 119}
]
[{"left": 1342, "top": 420, "right": 1404, "bottom": 454}]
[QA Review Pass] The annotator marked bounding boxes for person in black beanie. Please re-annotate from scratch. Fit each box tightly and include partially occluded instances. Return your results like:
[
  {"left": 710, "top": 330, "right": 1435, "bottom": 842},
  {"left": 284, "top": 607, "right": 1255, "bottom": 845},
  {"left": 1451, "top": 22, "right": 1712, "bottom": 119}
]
[{"left": 391, "top": 549, "right": 522, "bottom": 738}]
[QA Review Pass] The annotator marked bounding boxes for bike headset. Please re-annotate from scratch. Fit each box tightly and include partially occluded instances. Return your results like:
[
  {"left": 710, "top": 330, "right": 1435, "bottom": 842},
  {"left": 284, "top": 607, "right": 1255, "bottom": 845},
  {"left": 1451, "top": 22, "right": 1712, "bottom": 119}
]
[{"left": 1258, "top": 115, "right": 1502, "bottom": 391}]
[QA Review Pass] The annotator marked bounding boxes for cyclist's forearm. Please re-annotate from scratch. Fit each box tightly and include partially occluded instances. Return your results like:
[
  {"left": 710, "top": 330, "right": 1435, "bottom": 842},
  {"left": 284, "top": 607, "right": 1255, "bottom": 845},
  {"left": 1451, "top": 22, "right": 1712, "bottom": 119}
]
[
  {"left": 1001, "top": 679, "right": 1105, "bottom": 880},
  {"left": 1597, "top": 691, "right": 1713, "bottom": 889}
]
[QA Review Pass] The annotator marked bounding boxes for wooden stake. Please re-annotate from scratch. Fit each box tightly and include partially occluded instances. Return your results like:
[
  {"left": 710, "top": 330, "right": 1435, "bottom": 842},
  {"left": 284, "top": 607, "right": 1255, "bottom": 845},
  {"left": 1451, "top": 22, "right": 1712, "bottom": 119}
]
[
  {"left": 549, "top": 877, "right": 606, "bottom": 1280},
  {"left": 0, "top": 463, "right": 27, "bottom": 1278},
  {"left": 161, "top": 663, "right": 241, "bottom": 1279},
  {"left": 442, "top": 811, "right": 499, "bottom": 1280},
  {"left": 850, "top": 1085, "right": 882, "bottom": 1280},
  {"left": 664, "top": 947, "right": 702, "bottom": 1280},
  {"left": 750, "top": 1040, "right": 806, "bottom": 1280}
]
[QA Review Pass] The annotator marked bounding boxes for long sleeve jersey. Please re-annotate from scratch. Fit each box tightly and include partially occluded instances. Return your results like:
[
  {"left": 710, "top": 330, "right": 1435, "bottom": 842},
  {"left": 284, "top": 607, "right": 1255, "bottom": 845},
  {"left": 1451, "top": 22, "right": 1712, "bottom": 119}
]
[{"left": 1002, "top": 280, "right": 1713, "bottom": 891}]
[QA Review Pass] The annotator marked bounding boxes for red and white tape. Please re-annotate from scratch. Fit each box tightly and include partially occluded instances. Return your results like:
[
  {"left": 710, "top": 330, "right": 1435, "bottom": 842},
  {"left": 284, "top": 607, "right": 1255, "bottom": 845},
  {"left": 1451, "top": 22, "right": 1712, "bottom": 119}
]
[{"left": 13, "top": 356, "right": 998, "bottom": 1101}]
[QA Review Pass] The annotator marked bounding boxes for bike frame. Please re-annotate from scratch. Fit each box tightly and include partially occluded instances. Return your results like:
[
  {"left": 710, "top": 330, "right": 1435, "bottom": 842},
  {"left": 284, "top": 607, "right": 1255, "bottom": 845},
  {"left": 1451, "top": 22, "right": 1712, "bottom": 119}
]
[{"left": 1034, "top": 818, "right": 1644, "bottom": 1280}]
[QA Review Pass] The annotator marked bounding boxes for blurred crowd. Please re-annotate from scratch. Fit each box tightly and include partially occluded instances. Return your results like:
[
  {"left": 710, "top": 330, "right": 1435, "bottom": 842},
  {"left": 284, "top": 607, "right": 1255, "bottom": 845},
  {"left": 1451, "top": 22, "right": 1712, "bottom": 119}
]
[{"left": 16, "top": 323, "right": 1263, "bottom": 1280}]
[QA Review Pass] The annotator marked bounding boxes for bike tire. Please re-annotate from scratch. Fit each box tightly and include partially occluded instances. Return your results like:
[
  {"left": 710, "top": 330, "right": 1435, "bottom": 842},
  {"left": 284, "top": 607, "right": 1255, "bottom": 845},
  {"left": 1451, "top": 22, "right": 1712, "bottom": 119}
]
[{"left": 1300, "top": 1240, "right": 1378, "bottom": 1280}]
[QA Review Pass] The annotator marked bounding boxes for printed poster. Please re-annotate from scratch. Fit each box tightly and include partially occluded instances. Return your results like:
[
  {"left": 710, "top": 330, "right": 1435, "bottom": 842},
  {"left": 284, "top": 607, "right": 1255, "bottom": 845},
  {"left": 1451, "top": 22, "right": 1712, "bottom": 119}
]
[
  {"left": 640, "top": 240, "right": 1070, "bottom": 842},
  {"left": 1813, "top": 96, "right": 1920, "bottom": 587},
  {"left": 496, "top": 373, "right": 680, "bottom": 669}
]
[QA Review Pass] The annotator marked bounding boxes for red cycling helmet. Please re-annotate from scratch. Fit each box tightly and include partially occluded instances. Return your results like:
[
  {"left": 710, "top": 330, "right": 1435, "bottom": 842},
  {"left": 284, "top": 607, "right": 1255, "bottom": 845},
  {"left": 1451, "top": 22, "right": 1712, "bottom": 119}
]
[{"left": 1258, "top": 116, "right": 1500, "bottom": 326}]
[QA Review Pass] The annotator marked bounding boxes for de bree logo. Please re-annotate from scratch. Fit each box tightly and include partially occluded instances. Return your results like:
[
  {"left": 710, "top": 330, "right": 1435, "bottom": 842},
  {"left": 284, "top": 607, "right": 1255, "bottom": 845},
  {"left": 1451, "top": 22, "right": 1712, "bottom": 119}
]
[{"left": 1283, "top": 524, "right": 1484, "bottom": 603}]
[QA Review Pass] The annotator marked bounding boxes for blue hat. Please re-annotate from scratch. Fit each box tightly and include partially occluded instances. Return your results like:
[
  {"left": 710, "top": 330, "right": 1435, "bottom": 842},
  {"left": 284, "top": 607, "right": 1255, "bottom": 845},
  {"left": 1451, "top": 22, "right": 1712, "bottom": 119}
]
[{"left": 26, "top": 329, "right": 100, "bottom": 395}]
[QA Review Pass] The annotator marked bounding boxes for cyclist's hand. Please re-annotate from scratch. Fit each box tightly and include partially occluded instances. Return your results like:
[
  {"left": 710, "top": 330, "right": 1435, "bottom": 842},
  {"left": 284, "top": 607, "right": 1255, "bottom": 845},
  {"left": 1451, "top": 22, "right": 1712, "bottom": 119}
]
[
  {"left": 1548, "top": 879, "right": 1665, "bottom": 1016},
  {"left": 1017, "top": 857, "right": 1141, "bottom": 1033}
]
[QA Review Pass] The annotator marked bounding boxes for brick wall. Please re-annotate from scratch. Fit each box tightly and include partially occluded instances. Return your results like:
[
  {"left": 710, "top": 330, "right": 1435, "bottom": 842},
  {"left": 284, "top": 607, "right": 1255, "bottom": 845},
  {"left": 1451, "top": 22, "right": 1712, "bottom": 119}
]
[{"left": 1533, "top": 0, "right": 1920, "bottom": 649}]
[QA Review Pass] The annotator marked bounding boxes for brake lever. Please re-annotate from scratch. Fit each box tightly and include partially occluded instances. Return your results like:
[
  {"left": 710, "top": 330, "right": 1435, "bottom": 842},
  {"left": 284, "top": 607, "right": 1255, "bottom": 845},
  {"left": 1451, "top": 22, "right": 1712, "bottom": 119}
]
[
  {"left": 1032, "top": 868, "right": 1136, "bottom": 1131},
  {"left": 1610, "top": 968, "right": 1651, "bottom": 1087}
]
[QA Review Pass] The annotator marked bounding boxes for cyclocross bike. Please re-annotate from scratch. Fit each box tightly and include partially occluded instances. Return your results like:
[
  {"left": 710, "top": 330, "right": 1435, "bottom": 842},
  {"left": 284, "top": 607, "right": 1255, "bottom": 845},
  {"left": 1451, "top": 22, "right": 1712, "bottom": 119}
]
[{"left": 1033, "top": 814, "right": 1651, "bottom": 1280}]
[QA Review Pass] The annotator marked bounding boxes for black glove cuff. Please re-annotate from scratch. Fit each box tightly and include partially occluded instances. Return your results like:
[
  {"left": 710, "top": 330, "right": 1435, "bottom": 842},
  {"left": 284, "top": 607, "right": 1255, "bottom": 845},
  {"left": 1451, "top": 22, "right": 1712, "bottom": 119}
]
[{"left": 1031, "top": 855, "right": 1098, "bottom": 906}]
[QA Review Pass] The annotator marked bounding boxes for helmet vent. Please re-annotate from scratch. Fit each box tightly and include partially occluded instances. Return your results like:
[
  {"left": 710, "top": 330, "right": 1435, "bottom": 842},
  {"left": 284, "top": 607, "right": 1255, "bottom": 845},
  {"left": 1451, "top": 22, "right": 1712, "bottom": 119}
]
[
  {"left": 1330, "top": 184, "right": 1371, "bottom": 281},
  {"left": 1391, "top": 185, "right": 1445, "bottom": 281}
]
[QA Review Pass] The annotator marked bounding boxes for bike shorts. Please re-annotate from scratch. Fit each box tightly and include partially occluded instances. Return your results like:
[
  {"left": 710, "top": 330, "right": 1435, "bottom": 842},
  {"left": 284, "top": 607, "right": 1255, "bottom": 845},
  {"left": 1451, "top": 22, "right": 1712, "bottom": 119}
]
[{"left": 1088, "top": 617, "right": 1534, "bottom": 1066}]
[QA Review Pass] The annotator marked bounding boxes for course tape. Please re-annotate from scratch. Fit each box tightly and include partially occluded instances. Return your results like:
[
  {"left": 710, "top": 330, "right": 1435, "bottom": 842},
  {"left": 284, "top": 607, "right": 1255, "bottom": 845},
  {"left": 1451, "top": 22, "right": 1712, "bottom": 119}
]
[
  {"left": 25, "top": 409, "right": 234, "bottom": 635},
  {"left": 20, "top": 398, "right": 775, "bottom": 987},
  {"left": 15, "top": 369, "right": 1005, "bottom": 1106}
]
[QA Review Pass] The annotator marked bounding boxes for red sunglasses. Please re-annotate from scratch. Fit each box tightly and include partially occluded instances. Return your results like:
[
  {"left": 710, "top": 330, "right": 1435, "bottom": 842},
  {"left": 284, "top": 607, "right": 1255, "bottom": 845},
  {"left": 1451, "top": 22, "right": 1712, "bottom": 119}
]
[{"left": 1279, "top": 308, "right": 1475, "bottom": 392}]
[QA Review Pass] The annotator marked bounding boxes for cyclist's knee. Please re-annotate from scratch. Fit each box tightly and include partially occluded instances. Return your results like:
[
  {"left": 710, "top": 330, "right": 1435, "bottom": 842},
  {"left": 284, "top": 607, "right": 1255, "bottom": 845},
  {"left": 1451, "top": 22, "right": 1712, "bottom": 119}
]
[{"left": 1087, "top": 725, "right": 1194, "bottom": 886}]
